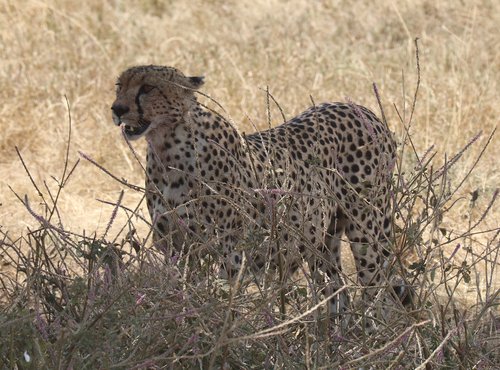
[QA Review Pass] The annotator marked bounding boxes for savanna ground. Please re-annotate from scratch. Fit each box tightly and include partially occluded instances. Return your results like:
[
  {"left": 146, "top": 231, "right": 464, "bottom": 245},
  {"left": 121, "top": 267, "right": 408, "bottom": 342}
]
[{"left": 0, "top": 0, "right": 499, "bottom": 368}]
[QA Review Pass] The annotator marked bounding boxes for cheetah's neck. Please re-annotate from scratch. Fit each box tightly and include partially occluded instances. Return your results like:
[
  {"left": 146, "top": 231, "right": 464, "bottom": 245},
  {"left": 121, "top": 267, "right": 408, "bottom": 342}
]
[{"left": 145, "top": 102, "right": 251, "bottom": 205}]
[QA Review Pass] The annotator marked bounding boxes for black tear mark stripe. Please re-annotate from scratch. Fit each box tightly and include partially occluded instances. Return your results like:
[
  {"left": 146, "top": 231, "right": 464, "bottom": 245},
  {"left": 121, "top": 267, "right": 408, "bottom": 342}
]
[{"left": 135, "top": 85, "right": 147, "bottom": 115}]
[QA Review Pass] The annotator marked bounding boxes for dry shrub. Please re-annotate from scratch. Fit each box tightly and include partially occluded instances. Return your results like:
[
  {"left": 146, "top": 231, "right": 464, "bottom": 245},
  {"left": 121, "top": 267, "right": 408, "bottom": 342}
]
[{"left": 1, "top": 1, "right": 499, "bottom": 368}]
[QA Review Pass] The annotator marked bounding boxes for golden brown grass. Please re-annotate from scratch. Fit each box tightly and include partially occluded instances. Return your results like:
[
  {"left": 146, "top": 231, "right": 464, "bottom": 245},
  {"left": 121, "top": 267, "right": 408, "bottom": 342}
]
[
  {"left": 0, "top": 1, "right": 499, "bottom": 367},
  {"left": 1, "top": 0, "right": 498, "bottom": 237},
  {"left": 1, "top": 0, "right": 498, "bottom": 293}
]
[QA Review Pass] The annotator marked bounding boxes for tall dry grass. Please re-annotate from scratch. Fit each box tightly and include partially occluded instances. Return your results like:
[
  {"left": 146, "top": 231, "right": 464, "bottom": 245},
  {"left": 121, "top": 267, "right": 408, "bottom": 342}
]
[
  {"left": 1, "top": 0, "right": 498, "bottom": 237},
  {"left": 0, "top": 0, "right": 499, "bottom": 368}
]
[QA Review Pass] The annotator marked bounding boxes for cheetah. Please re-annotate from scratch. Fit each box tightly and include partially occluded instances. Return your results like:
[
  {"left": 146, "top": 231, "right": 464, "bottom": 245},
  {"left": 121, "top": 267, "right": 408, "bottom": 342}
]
[{"left": 111, "top": 65, "right": 408, "bottom": 326}]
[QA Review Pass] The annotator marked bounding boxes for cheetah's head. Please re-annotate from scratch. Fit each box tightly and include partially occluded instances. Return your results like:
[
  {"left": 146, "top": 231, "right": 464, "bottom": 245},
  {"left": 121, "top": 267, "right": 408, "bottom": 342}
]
[{"left": 111, "top": 65, "right": 204, "bottom": 140}]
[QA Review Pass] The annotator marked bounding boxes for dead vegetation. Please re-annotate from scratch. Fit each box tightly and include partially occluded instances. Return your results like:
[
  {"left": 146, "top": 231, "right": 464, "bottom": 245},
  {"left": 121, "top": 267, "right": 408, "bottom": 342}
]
[{"left": 0, "top": 0, "right": 499, "bottom": 368}]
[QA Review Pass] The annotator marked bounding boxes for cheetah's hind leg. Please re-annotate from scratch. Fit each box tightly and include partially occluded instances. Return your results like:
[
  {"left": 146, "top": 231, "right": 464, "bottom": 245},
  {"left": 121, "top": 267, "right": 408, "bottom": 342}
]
[{"left": 308, "top": 214, "right": 352, "bottom": 332}]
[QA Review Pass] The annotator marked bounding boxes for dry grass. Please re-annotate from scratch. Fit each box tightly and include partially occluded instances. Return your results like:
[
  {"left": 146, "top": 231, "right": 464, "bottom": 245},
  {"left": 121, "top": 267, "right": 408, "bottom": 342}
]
[
  {"left": 0, "top": 0, "right": 499, "bottom": 368},
  {"left": 1, "top": 0, "right": 498, "bottom": 237}
]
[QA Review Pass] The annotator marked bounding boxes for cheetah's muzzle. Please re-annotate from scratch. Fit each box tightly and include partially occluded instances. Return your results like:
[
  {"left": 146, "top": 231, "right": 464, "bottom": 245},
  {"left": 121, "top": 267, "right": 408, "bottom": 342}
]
[
  {"left": 121, "top": 122, "right": 150, "bottom": 139},
  {"left": 111, "top": 101, "right": 151, "bottom": 140}
]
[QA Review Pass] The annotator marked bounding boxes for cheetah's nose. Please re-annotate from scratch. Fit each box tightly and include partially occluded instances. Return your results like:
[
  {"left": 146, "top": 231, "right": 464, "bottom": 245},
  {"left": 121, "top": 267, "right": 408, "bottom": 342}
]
[{"left": 111, "top": 103, "right": 130, "bottom": 118}]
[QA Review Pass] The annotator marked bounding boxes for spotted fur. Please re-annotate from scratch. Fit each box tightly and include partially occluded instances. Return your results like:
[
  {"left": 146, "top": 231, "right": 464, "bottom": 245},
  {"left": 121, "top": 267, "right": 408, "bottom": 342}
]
[{"left": 112, "top": 65, "right": 405, "bottom": 326}]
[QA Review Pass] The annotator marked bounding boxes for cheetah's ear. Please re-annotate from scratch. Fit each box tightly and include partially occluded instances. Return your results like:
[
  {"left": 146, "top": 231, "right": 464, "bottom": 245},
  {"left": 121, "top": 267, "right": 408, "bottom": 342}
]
[{"left": 186, "top": 76, "right": 205, "bottom": 89}]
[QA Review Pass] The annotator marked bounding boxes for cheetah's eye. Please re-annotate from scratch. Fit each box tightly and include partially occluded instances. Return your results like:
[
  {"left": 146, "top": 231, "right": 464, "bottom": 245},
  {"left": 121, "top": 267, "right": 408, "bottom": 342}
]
[
  {"left": 142, "top": 84, "right": 156, "bottom": 94},
  {"left": 115, "top": 83, "right": 122, "bottom": 92}
]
